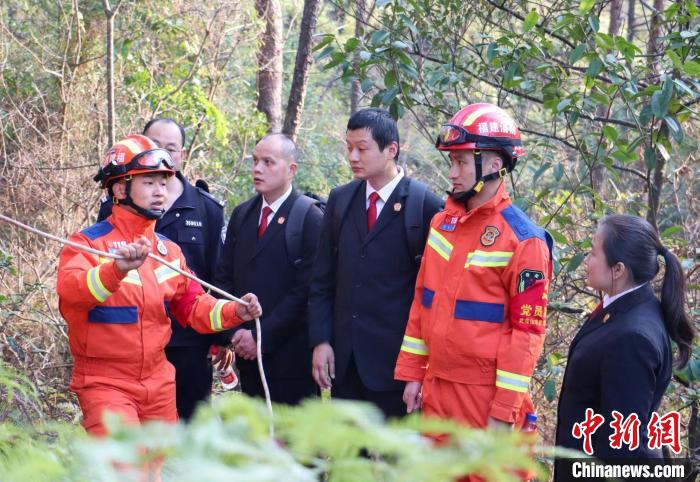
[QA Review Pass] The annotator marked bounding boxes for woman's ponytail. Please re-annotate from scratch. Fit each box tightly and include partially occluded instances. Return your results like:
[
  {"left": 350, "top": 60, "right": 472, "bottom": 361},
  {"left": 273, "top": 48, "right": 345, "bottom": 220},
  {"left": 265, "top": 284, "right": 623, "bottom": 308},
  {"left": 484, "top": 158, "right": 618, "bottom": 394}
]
[{"left": 658, "top": 246, "right": 694, "bottom": 368}]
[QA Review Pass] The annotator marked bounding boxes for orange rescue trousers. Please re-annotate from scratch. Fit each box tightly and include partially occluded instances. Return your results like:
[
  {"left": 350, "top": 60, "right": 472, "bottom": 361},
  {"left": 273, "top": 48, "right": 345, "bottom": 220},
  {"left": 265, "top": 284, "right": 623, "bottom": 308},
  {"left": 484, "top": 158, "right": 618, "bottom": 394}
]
[
  {"left": 72, "top": 362, "right": 178, "bottom": 436},
  {"left": 422, "top": 374, "right": 537, "bottom": 482},
  {"left": 72, "top": 363, "right": 177, "bottom": 482}
]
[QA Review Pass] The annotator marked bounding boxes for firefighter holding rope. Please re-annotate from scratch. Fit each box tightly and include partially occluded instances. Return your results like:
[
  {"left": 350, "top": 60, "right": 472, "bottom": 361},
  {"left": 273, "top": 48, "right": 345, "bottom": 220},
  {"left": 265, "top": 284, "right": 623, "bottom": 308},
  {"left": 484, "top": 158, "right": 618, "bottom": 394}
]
[{"left": 57, "top": 134, "right": 262, "bottom": 435}]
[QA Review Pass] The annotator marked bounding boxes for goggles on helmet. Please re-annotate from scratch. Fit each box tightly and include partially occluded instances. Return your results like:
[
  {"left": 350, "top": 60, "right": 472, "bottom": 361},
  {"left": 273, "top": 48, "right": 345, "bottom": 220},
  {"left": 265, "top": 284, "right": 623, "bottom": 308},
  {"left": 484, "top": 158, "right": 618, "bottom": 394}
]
[
  {"left": 94, "top": 148, "right": 175, "bottom": 185},
  {"left": 435, "top": 124, "right": 522, "bottom": 152},
  {"left": 124, "top": 148, "right": 175, "bottom": 171}
]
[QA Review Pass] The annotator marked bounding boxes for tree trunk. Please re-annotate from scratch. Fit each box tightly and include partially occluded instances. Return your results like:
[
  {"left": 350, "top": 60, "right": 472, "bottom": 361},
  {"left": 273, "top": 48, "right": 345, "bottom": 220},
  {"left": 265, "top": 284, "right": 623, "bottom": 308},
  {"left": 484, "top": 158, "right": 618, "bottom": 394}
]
[
  {"left": 350, "top": 0, "right": 366, "bottom": 114},
  {"left": 609, "top": 0, "right": 623, "bottom": 38},
  {"left": 256, "top": 0, "right": 284, "bottom": 133},
  {"left": 282, "top": 0, "right": 321, "bottom": 142},
  {"left": 647, "top": 133, "right": 666, "bottom": 232},
  {"left": 591, "top": 0, "right": 623, "bottom": 195},
  {"left": 102, "top": 0, "right": 122, "bottom": 147},
  {"left": 646, "top": 0, "right": 664, "bottom": 85},
  {"left": 645, "top": 0, "right": 665, "bottom": 231},
  {"left": 106, "top": 15, "right": 115, "bottom": 147},
  {"left": 626, "top": 0, "right": 636, "bottom": 41}
]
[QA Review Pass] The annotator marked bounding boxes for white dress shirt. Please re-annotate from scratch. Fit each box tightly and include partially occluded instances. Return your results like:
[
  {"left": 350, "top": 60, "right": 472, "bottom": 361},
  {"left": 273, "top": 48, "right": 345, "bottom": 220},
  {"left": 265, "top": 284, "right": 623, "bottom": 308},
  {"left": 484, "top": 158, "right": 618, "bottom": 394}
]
[
  {"left": 603, "top": 283, "right": 646, "bottom": 308},
  {"left": 259, "top": 185, "right": 293, "bottom": 226},
  {"left": 365, "top": 166, "right": 405, "bottom": 218}
]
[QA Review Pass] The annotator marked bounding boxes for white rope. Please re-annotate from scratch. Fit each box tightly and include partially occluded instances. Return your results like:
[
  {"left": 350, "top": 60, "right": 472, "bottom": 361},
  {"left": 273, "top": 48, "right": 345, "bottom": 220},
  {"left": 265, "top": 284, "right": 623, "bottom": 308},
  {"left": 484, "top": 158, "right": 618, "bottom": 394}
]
[{"left": 0, "top": 212, "right": 274, "bottom": 437}]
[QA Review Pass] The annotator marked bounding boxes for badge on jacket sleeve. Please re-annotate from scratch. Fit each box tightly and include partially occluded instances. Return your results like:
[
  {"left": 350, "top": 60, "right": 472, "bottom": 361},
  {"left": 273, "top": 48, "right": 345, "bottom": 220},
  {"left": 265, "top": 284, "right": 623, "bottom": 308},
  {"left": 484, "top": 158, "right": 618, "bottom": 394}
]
[
  {"left": 157, "top": 240, "right": 168, "bottom": 256},
  {"left": 480, "top": 226, "right": 500, "bottom": 246},
  {"left": 518, "top": 269, "right": 544, "bottom": 293}
]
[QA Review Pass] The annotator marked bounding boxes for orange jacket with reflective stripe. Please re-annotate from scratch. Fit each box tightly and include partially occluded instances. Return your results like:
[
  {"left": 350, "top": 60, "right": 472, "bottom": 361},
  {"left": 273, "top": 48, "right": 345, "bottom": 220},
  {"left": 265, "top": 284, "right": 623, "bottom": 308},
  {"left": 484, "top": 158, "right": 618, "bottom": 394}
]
[
  {"left": 395, "top": 184, "right": 553, "bottom": 422},
  {"left": 57, "top": 205, "right": 243, "bottom": 379}
]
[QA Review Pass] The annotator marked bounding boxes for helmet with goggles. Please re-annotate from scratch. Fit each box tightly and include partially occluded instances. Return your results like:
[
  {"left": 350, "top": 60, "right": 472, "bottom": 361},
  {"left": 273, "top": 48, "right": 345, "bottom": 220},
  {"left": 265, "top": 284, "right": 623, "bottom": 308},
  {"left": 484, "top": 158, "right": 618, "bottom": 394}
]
[
  {"left": 435, "top": 103, "right": 524, "bottom": 172},
  {"left": 94, "top": 134, "right": 175, "bottom": 220},
  {"left": 436, "top": 103, "right": 524, "bottom": 203},
  {"left": 94, "top": 134, "right": 175, "bottom": 188}
]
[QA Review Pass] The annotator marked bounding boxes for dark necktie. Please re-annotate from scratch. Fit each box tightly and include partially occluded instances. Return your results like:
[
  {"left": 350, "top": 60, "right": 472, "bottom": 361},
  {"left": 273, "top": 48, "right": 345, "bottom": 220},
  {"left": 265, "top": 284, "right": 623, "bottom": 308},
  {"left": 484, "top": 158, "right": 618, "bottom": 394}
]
[
  {"left": 258, "top": 206, "right": 273, "bottom": 239},
  {"left": 589, "top": 302, "right": 603, "bottom": 320},
  {"left": 367, "top": 192, "right": 380, "bottom": 231}
]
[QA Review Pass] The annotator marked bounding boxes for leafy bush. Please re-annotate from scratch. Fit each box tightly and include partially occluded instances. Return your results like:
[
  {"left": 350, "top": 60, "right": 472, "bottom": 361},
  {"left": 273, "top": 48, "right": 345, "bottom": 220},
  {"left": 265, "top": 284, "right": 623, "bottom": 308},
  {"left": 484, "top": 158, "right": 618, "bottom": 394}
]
[{"left": 0, "top": 361, "right": 539, "bottom": 482}]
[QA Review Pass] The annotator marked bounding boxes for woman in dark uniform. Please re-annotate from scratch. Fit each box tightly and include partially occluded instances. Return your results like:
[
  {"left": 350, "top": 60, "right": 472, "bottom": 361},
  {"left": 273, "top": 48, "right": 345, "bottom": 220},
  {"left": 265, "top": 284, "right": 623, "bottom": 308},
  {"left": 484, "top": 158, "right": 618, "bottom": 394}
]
[{"left": 555, "top": 215, "right": 694, "bottom": 480}]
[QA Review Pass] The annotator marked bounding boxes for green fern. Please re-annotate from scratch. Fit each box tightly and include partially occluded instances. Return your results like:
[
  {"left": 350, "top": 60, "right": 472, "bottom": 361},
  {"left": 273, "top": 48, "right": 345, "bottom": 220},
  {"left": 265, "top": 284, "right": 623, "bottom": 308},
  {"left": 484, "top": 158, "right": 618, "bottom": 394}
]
[{"left": 0, "top": 385, "right": 540, "bottom": 481}]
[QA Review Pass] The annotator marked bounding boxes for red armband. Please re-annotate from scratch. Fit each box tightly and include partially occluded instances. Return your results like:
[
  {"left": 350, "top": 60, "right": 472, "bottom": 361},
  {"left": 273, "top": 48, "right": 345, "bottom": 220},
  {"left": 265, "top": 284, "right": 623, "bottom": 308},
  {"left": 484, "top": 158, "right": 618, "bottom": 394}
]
[{"left": 510, "top": 278, "right": 548, "bottom": 334}]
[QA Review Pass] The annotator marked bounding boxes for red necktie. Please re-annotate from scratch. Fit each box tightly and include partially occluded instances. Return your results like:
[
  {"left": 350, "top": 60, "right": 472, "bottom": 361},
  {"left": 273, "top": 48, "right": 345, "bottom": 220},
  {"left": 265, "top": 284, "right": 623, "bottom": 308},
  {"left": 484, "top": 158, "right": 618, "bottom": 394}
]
[
  {"left": 589, "top": 302, "right": 603, "bottom": 320},
  {"left": 367, "top": 192, "right": 381, "bottom": 231},
  {"left": 258, "top": 206, "right": 273, "bottom": 239}
]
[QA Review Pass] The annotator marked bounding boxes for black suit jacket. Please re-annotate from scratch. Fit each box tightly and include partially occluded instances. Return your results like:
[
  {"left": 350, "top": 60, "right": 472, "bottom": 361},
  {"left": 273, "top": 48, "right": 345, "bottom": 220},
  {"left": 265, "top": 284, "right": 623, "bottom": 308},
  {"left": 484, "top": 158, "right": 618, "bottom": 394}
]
[
  {"left": 554, "top": 283, "right": 672, "bottom": 479},
  {"left": 214, "top": 189, "right": 323, "bottom": 397},
  {"left": 308, "top": 177, "right": 443, "bottom": 392}
]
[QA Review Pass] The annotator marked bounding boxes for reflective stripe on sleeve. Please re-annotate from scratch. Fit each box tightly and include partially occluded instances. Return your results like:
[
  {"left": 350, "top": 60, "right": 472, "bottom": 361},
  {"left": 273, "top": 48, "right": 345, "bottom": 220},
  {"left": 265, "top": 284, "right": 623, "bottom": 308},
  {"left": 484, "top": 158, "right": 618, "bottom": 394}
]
[
  {"left": 427, "top": 228, "right": 453, "bottom": 261},
  {"left": 209, "top": 299, "right": 230, "bottom": 331},
  {"left": 86, "top": 266, "right": 112, "bottom": 303},
  {"left": 400, "top": 335, "right": 429, "bottom": 356},
  {"left": 495, "top": 369, "right": 530, "bottom": 393}
]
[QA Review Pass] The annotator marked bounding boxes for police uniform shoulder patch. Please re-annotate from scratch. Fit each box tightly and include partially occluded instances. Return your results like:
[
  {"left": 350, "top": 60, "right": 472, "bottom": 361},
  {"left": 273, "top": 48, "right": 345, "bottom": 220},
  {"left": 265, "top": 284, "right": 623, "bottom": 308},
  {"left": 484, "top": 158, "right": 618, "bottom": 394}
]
[
  {"left": 197, "top": 187, "right": 225, "bottom": 208},
  {"left": 480, "top": 226, "right": 500, "bottom": 246},
  {"left": 518, "top": 269, "right": 544, "bottom": 293}
]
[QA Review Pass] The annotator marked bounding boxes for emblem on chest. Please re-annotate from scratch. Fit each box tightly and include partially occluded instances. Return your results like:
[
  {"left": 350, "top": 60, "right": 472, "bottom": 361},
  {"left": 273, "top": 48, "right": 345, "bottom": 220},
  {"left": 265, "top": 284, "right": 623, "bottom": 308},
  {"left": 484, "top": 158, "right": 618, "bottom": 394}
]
[
  {"left": 157, "top": 240, "right": 168, "bottom": 255},
  {"left": 480, "top": 226, "right": 500, "bottom": 246}
]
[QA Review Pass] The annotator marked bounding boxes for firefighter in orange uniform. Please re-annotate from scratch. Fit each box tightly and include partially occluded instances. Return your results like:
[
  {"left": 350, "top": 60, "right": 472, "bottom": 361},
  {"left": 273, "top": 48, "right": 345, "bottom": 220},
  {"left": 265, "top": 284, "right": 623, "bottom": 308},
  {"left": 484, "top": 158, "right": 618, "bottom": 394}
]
[
  {"left": 395, "top": 103, "right": 553, "bottom": 434},
  {"left": 57, "top": 134, "right": 262, "bottom": 436}
]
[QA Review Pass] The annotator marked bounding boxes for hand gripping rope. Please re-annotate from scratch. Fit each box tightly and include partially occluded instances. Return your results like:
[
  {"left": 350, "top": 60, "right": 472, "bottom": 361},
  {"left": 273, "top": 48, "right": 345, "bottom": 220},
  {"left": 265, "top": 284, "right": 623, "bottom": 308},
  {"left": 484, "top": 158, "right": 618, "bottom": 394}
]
[{"left": 0, "top": 213, "right": 274, "bottom": 437}]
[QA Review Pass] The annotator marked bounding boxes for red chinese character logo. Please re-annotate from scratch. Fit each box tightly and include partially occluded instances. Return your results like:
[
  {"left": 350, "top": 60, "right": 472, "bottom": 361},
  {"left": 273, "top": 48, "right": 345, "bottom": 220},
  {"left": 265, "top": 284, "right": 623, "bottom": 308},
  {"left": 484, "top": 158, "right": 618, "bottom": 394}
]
[
  {"left": 647, "top": 411, "right": 681, "bottom": 454},
  {"left": 572, "top": 408, "right": 605, "bottom": 455},
  {"left": 609, "top": 411, "right": 640, "bottom": 450}
]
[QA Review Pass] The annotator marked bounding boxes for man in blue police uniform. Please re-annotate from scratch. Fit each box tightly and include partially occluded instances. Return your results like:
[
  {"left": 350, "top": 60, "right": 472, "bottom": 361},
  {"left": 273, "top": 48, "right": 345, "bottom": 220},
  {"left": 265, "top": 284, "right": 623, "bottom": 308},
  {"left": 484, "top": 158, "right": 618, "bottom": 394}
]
[
  {"left": 215, "top": 134, "right": 322, "bottom": 404},
  {"left": 308, "top": 108, "right": 443, "bottom": 418},
  {"left": 97, "top": 118, "right": 227, "bottom": 420}
]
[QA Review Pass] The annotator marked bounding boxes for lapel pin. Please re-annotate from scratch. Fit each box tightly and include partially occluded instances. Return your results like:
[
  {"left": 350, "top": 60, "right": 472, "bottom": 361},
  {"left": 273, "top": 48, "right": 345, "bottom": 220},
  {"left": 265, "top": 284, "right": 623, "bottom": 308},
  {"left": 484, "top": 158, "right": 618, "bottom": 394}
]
[
  {"left": 394, "top": 203, "right": 402, "bottom": 212},
  {"left": 277, "top": 217, "right": 285, "bottom": 224},
  {"left": 603, "top": 313, "right": 610, "bottom": 323}
]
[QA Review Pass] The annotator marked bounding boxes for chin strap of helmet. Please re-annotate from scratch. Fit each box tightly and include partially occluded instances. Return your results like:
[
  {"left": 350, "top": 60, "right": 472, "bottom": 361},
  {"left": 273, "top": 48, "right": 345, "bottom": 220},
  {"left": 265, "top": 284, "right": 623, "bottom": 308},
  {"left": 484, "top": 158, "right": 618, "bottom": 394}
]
[
  {"left": 449, "top": 149, "right": 509, "bottom": 205},
  {"left": 113, "top": 177, "right": 165, "bottom": 220}
]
